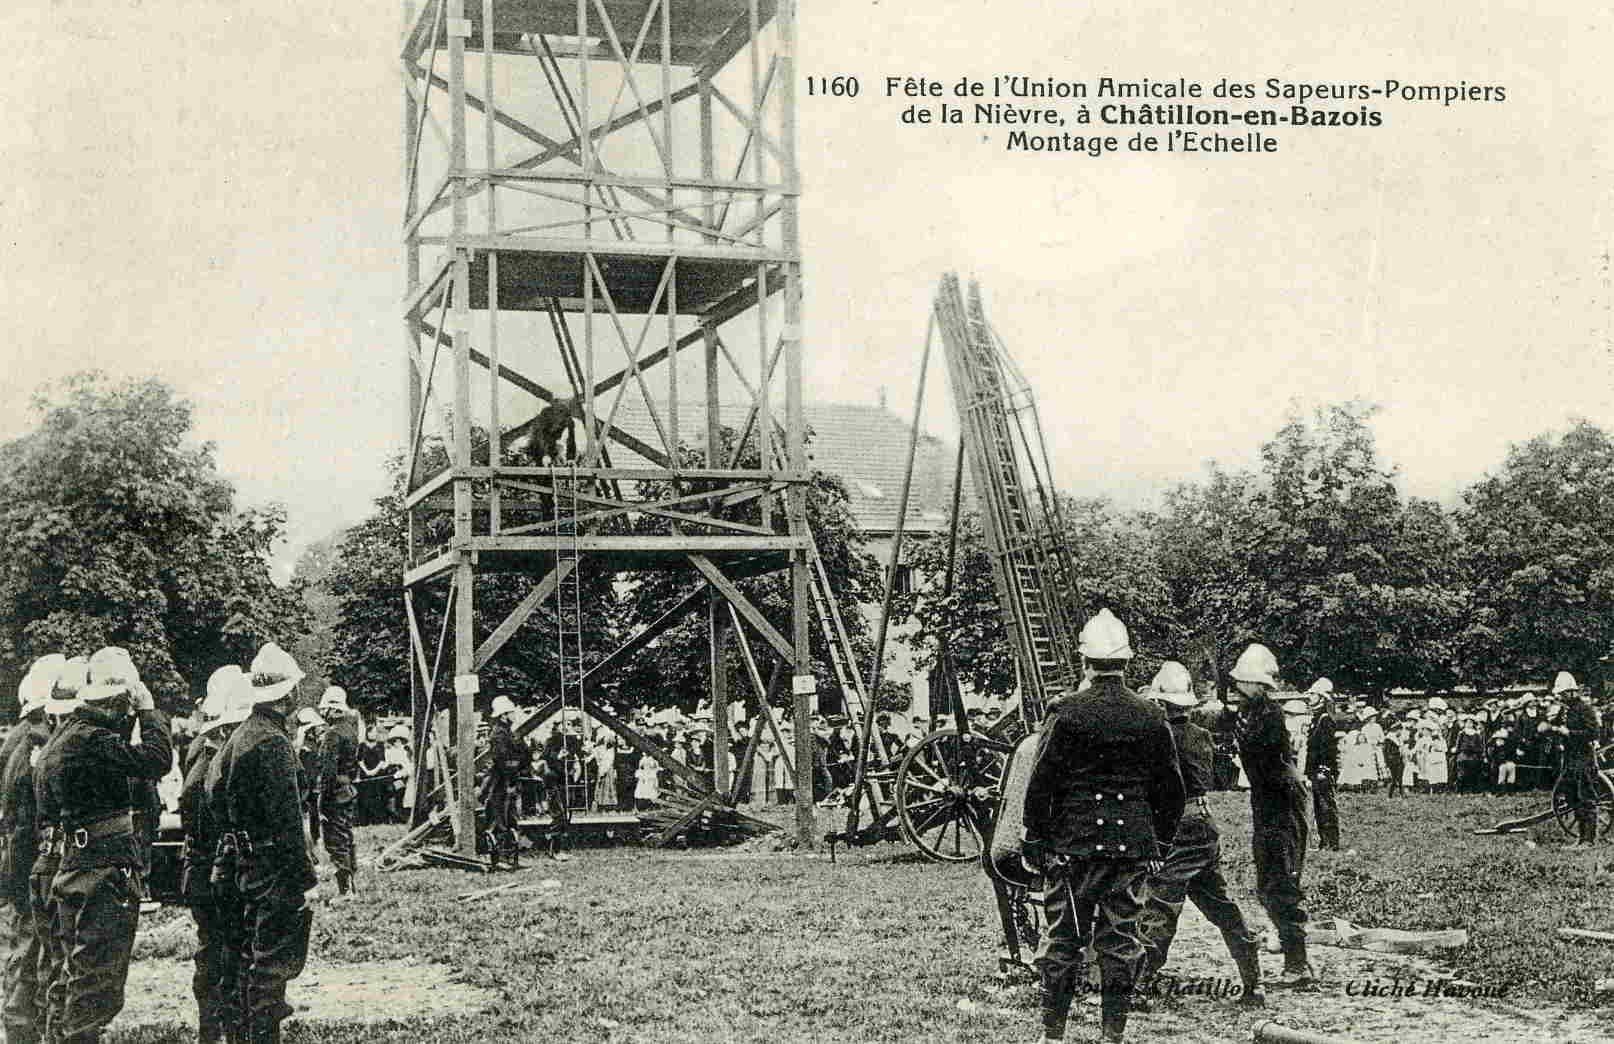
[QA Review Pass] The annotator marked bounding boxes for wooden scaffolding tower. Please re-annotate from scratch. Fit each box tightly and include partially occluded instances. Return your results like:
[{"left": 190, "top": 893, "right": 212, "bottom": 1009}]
[{"left": 398, "top": 0, "right": 816, "bottom": 852}]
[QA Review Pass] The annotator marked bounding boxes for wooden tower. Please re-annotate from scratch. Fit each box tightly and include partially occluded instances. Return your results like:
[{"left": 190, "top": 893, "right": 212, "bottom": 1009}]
[{"left": 399, "top": 0, "right": 814, "bottom": 850}]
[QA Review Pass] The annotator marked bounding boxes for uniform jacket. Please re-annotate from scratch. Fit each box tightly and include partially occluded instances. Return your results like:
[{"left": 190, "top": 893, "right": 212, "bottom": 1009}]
[
  {"left": 488, "top": 720, "right": 525, "bottom": 786},
  {"left": 1304, "top": 713, "right": 1340, "bottom": 777},
  {"left": 37, "top": 704, "right": 171, "bottom": 870},
  {"left": 1564, "top": 697, "right": 1601, "bottom": 764},
  {"left": 179, "top": 737, "right": 220, "bottom": 900},
  {"left": 317, "top": 717, "right": 361, "bottom": 804},
  {"left": 1022, "top": 676, "right": 1185, "bottom": 861},
  {"left": 204, "top": 703, "right": 316, "bottom": 891},
  {"left": 0, "top": 720, "right": 49, "bottom": 907},
  {"left": 1236, "top": 693, "right": 1307, "bottom": 830},
  {"left": 1166, "top": 715, "right": 1215, "bottom": 801}
]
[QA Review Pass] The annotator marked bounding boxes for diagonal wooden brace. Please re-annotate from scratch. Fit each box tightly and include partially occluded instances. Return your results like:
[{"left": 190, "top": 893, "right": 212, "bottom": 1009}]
[{"left": 689, "top": 554, "right": 795, "bottom": 662}]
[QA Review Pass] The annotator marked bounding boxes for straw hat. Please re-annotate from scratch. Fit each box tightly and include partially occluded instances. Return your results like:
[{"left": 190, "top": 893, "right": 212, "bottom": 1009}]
[
  {"left": 295, "top": 707, "right": 325, "bottom": 728},
  {"left": 246, "top": 643, "right": 304, "bottom": 704},
  {"left": 387, "top": 724, "right": 411, "bottom": 743}
]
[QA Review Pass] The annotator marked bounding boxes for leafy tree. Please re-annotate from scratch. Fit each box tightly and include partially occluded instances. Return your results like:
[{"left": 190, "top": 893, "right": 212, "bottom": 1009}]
[
  {"left": 1152, "top": 465, "right": 1271, "bottom": 695},
  {"left": 0, "top": 373, "right": 307, "bottom": 714},
  {"left": 1238, "top": 401, "right": 1468, "bottom": 695},
  {"left": 1458, "top": 420, "right": 1614, "bottom": 683},
  {"left": 898, "top": 495, "right": 1171, "bottom": 699}
]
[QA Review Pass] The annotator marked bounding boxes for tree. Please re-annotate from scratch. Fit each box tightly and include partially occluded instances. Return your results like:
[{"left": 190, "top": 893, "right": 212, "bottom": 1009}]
[
  {"left": 1153, "top": 465, "right": 1271, "bottom": 696},
  {"left": 0, "top": 373, "right": 308, "bottom": 714},
  {"left": 898, "top": 495, "right": 1172, "bottom": 700},
  {"left": 1237, "top": 401, "right": 1468, "bottom": 695},
  {"left": 1458, "top": 420, "right": 1614, "bottom": 684}
]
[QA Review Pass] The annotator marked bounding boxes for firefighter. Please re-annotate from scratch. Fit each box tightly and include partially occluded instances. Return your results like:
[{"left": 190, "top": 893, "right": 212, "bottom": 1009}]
[
  {"left": 1230, "top": 642, "right": 1316, "bottom": 988},
  {"left": 1, "top": 656, "right": 60, "bottom": 1044},
  {"left": 204, "top": 643, "right": 316, "bottom": 1044},
  {"left": 1135, "top": 661, "right": 1265, "bottom": 1009},
  {"left": 38, "top": 647, "right": 172, "bottom": 1044},
  {"left": 315, "top": 687, "right": 360, "bottom": 897},
  {"left": 1303, "top": 678, "right": 1342, "bottom": 851},
  {"left": 484, "top": 696, "right": 525, "bottom": 870},
  {"left": 31, "top": 657, "right": 88, "bottom": 1044},
  {"left": 1021, "top": 609, "right": 1185, "bottom": 1044},
  {"left": 1555, "top": 672, "right": 1603, "bottom": 845},
  {"left": 292, "top": 708, "right": 325, "bottom": 845},
  {"left": 182, "top": 668, "right": 251, "bottom": 1044}
]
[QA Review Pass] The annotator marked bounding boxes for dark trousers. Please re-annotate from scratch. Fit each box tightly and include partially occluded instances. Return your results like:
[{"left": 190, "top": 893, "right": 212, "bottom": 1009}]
[
  {"left": 234, "top": 859, "right": 314, "bottom": 1038},
  {"left": 28, "top": 862, "right": 64, "bottom": 1044},
  {"left": 1310, "top": 772, "right": 1339, "bottom": 850},
  {"left": 191, "top": 898, "right": 241, "bottom": 1042},
  {"left": 3, "top": 898, "right": 41, "bottom": 1044},
  {"left": 1252, "top": 819, "right": 1309, "bottom": 965},
  {"left": 486, "top": 780, "right": 519, "bottom": 863},
  {"left": 1561, "top": 760, "right": 1602, "bottom": 842},
  {"left": 50, "top": 865, "right": 142, "bottom": 1039},
  {"left": 320, "top": 799, "right": 356, "bottom": 883},
  {"left": 1035, "top": 859, "right": 1151, "bottom": 1038},
  {"left": 1138, "top": 811, "right": 1258, "bottom": 977}
]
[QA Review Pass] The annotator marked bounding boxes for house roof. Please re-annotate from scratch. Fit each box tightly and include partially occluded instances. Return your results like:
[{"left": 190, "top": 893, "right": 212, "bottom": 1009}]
[{"left": 603, "top": 397, "right": 967, "bottom": 536}]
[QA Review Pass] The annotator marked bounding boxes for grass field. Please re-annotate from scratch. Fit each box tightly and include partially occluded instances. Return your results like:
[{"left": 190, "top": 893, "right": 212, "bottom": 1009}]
[{"left": 106, "top": 788, "right": 1614, "bottom": 1043}]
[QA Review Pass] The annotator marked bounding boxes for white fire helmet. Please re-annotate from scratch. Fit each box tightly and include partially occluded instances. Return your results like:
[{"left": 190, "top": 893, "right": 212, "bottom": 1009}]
[
  {"left": 1077, "top": 609, "right": 1133, "bottom": 662},
  {"left": 1553, "top": 671, "right": 1579, "bottom": 696},
  {"left": 202, "top": 666, "right": 245, "bottom": 719},
  {"left": 1229, "top": 643, "right": 1280, "bottom": 690},
  {"left": 1147, "top": 661, "right": 1197, "bottom": 708}
]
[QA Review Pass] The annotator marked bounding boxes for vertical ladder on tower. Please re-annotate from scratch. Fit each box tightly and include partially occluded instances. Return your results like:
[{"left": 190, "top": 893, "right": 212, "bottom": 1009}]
[{"left": 553, "top": 464, "right": 587, "bottom": 810}]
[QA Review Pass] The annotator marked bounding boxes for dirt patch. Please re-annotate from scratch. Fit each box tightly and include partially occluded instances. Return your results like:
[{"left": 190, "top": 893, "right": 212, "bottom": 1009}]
[
  {"left": 111, "top": 958, "right": 496, "bottom": 1031},
  {"left": 973, "top": 908, "right": 1613, "bottom": 1044}
]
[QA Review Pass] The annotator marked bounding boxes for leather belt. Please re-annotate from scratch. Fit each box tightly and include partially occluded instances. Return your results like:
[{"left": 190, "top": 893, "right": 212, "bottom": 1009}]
[
  {"left": 334, "top": 775, "right": 353, "bottom": 785},
  {"left": 218, "top": 830, "right": 279, "bottom": 855},
  {"left": 66, "top": 811, "right": 134, "bottom": 848}
]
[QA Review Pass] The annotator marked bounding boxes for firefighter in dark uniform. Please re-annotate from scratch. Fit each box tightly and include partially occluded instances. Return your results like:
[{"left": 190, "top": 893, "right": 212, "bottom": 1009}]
[
  {"left": 483, "top": 696, "right": 525, "bottom": 870},
  {"left": 541, "top": 717, "right": 580, "bottom": 861},
  {"left": 30, "top": 657, "right": 88, "bottom": 1044},
  {"left": 1, "top": 657, "right": 60, "bottom": 1044},
  {"left": 1303, "top": 679, "right": 1342, "bottom": 851},
  {"left": 38, "top": 647, "right": 171, "bottom": 1044},
  {"left": 292, "top": 709, "right": 324, "bottom": 847},
  {"left": 1135, "top": 661, "right": 1264, "bottom": 1008},
  {"left": 182, "top": 667, "right": 249, "bottom": 1044},
  {"left": 1554, "top": 671, "right": 1603, "bottom": 844},
  {"left": 1230, "top": 642, "right": 1316, "bottom": 988},
  {"left": 1021, "top": 610, "right": 1185, "bottom": 1044},
  {"left": 204, "top": 643, "right": 316, "bottom": 1044},
  {"left": 315, "top": 687, "right": 361, "bottom": 897}
]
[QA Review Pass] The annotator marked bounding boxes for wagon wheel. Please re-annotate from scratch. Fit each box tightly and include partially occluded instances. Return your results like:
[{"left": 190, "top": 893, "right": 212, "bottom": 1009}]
[
  {"left": 895, "top": 729, "right": 1006, "bottom": 862},
  {"left": 1552, "top": 769, "right": 1614, "bottom": 839}
]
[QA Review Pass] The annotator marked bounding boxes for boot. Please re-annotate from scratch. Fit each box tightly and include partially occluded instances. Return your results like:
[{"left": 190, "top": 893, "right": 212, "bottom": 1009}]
[
  {"left": 336, "top": 871, "right": 352, "bottom": 895},
  {"left": 1098, "top": 993, "right": 1128, "bottom": 1043},
  {"left": 1232, "top": 943, "right": 1266, "bottom": 1007},
  {"left": 1277, "top": 934, "right": 1317, "bottom": 988}
]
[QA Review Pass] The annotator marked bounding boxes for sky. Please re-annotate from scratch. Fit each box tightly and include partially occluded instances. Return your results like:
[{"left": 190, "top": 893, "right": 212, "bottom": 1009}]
[{"left": 2, "top": 0, "right": 1610, "bottom": 576}]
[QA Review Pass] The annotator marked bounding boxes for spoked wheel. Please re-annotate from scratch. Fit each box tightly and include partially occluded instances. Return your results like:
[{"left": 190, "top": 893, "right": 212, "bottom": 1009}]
[
  {"left": 1552, "top": 769, "right": 1614, "bottom": 839},
  {"left": 895, "top": 729, "right": 1007, "bottom": 862}
]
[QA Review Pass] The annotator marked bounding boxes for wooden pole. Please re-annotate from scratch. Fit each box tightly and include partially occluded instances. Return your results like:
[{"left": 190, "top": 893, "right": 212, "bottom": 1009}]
[
  {"left": 774, "top": 0, "right": 810, "bottom": 848},
  {"left": 847, "top": 315, "right": 933, "bottom": 834},
  {"left": 447, "top": 0, "right": 478, "bottom": 857},
  {"left": 711, "top": 588, "right": 731, "bottom": 795}
]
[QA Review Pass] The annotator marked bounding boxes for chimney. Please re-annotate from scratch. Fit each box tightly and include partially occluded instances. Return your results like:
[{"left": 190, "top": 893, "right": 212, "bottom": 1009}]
[{"left": 878, "top": 385, "right": 887, "bottom": 410}]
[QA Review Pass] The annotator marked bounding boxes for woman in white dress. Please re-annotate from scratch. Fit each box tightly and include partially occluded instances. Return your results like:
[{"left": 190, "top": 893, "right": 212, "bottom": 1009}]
[{"left": 593, "top": 737, "right": 617, "bottom": 810}]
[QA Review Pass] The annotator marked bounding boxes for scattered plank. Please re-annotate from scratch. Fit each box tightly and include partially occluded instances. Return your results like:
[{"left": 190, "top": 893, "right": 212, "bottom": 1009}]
[
  {"left": 456, "top": 881, "right": 524, "bottom": 903},
  {"left": 1475, "top": 807, "right": 1558, "bottom": 835},
  {"left": 420, "top": 847, "right": 492, "bottom": 873},
  {"left": 1558, "top": 927, "right": 1614, "bottom": 944}
]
